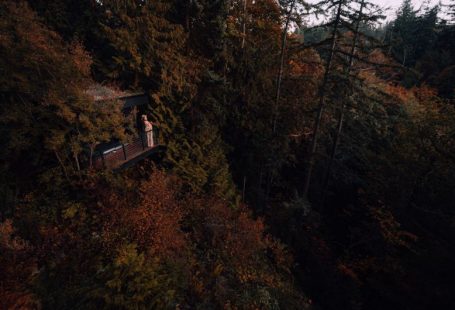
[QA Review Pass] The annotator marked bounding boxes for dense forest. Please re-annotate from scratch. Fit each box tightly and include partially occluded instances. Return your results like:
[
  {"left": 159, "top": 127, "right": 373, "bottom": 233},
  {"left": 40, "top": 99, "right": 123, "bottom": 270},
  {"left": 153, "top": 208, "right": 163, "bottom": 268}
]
[{"left": 1, "top": 0, "right": 455, "bottom": 309}]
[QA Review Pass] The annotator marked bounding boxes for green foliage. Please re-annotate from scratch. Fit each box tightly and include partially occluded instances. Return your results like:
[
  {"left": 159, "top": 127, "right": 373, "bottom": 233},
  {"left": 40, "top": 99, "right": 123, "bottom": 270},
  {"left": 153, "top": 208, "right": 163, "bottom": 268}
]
[
  {"left": 26, "top": 0, "right": 100, "bottom": 42},
  {"left": 0, "top": 1, "right": 125, "bottom": 187},
  {"left": 9, "top": 169, "right": 305, "bottom": 309},
  {"left": 89, "top": 244, "right": 179, "bottom": 309},
  {"left": 96, "top": 1, "right": 188, "bottom": 92},
  {"left": 3, "top": 0, "right": 455, "bottom": 309},
  {"left": 384, "top": 0, "right": 455, "bottom": 97},
  {"left": 96, "top": 0, "right": 238, "bottom": 200}
]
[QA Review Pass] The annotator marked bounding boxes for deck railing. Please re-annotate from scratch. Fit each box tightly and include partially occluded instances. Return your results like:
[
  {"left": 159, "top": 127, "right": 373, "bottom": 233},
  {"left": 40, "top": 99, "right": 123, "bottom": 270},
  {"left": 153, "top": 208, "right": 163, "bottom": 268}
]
[{"left": 92, "top": 129, "right": 159, "bottom": 169}]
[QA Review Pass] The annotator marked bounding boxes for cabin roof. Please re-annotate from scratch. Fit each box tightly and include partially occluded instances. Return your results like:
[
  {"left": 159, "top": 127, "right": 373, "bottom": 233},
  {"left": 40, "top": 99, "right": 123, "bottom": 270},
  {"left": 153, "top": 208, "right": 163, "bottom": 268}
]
[
  {"left": 86, "top": 84, "right": 148, "bottom": 109},
  {"left": 86, "top": 84, "right": 131, "bottom": 100},
  {"left": 120, "top": 93, "right": 149, "bottom": 109}
]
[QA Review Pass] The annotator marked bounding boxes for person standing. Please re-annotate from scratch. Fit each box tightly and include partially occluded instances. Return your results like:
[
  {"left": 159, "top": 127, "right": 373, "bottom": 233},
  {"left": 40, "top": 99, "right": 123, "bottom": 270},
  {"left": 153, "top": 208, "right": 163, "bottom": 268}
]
[{"left": 141, "top": 115, "right": 154, "bottom": 147}]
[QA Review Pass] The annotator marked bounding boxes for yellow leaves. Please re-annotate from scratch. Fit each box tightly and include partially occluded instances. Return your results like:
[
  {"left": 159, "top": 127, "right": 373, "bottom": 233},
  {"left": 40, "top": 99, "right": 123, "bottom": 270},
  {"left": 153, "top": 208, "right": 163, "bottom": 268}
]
[
  {"left": 113, "top": 243, "right": 144, "bottom": 267},
  {"left": 237, "top": 269, "right": 254, "bottom": 284},
  {"left": 213, "top": 263, "right": 225, "bottom": 277},
  {"left": 55, "top": 101, "right": 77, "bottom": 122},
  {"left": 69, "top": 41, "right": 92, "bottom": 77},
  {"left": 289, "top": 49, "right": 324, "bottom": 78},
  {"left": 0, "top": 1, "right": 124, "bottom": 177},
  {"left": 45, "top": 130, "right": 67, "bottom": 151},
  {"left": 190, "top": 273, "right": 205, "bottom": 298},
  {"left": 236, "top": 265, "right": 279, "bottom": 288},
  {"left": 62, "top": 203, "right": 81, "bottom": 220}
]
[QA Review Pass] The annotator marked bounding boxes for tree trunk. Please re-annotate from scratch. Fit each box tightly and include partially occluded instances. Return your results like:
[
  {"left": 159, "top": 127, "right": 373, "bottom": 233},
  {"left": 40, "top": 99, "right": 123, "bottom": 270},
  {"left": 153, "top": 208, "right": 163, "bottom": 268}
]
[
  {"left": 242, "top": 175, "right": 247, "bottom": 202},
  {"left": 54, "top": 150, "right": 70, "bottom": 182},
  {"left": 272, "top": 0, "right": 296, "bottom": 133},
  {"left": 302, "top": 0, "right": 344, "bottom": 199},
  {"left": 89, "top": 146, "right": 94, "bottom": 169},
  {"left": 320, "top": 0, "right": 366, "bottom": 202},
  {"left": 265, "top": 0, "right": 296, "bottom": 206},
  {"left": 185, "top": 0, "right": 191, "bottom": 31},
  {"left": 241, "top": 0, "right": 247, "bottom": 49},
  {"left": 74, "top": 152, "right": 81, "bottom": 177}
]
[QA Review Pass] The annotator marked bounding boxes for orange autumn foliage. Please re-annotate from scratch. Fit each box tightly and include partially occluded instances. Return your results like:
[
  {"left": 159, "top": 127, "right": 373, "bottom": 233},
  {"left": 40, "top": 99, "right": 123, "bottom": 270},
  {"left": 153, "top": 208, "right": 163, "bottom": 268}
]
[
  {"left": 8, "top": 164, "right": 303, "bottom": 308},
  {"left": 0, "top": 220, "right": 39, "bottom": 310},
  {"left": 95, "top": 171, "right": 188, "bottom": 261}
]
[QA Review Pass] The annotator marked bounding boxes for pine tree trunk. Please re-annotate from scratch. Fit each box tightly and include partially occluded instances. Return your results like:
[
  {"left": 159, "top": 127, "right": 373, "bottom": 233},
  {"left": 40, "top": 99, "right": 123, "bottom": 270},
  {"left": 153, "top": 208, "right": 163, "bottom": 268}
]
[
  {"left": 265, "top": 0, "right": 296, "bottom": 205},
  {"left": 302, "top": 0, "right": 344, "bottom": 199},
  {"left": 241, "top": 0, "right": 247, "bottom": 49},
  {"left": 320, "top": 0, "right": 366, "bottom": 202},
  {"left": 273, "top": 0, "right": 296, "bottom": 133},
  {"left": 89, "top": 145, "right": 94, "bottom": 169}
]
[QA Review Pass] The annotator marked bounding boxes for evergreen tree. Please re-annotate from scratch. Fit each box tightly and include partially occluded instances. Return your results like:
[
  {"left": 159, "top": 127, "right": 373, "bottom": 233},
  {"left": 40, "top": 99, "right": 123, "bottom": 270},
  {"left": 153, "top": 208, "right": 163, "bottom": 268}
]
[
  {"left": 26, "top": 0, "right": 100, "bottom": 42},
  {"left": 301, "top": 0, "right": 385, "bottom": 200},
  {"left": 222, "top": 0, "right": 294, "bottom": 209},
  {"left": 0, "top": 1, "right": 125, "bottom": 214},
  {"left": 301, "top": 0, "right": 345, "bottom": 199},
  {"left": 265, "top": 0, "right": 313, "bottom": 204},
  {"left": 97, "top": 0, "right": 238, "bottom": 200},
  {"left": 388, "top": 0, "right": 418, "bottom": 66}
]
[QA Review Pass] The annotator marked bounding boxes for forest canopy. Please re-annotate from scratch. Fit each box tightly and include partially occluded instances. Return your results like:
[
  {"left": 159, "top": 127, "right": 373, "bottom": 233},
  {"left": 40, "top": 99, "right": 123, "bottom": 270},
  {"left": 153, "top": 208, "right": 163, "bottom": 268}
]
[{"left": 1, "top": 0, "right": 454, "bottom": 309}]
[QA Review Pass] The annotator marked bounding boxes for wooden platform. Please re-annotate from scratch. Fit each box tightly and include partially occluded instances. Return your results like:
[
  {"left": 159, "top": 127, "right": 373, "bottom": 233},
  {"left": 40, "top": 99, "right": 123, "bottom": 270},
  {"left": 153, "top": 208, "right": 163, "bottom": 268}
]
[{"left": 92, "top": 132, "right": 162, "bottom": 170}]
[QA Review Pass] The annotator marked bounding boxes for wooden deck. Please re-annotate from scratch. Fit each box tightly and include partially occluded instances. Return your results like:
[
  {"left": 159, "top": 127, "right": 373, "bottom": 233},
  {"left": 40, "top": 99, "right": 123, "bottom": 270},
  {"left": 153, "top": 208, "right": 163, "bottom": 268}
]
[{"left": 92, "top": 131, "right": 161, "bottom": 169}]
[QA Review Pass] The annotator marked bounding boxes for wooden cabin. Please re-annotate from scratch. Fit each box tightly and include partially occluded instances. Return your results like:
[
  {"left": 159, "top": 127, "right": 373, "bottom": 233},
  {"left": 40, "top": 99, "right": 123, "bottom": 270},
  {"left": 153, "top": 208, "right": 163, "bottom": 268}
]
[{"left": 86, "top": 86, "right": 162, "bottom": 170}]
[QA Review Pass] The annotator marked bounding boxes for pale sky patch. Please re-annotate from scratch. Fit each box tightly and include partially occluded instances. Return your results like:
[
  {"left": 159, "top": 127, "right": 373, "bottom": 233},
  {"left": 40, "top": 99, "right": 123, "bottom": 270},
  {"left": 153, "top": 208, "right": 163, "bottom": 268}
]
[
  {"left": 304, "top": 0, "right": 449, "bottom": 25},
  {"left": 376, "top": 0, "right": 445, "bottom": 19}
]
